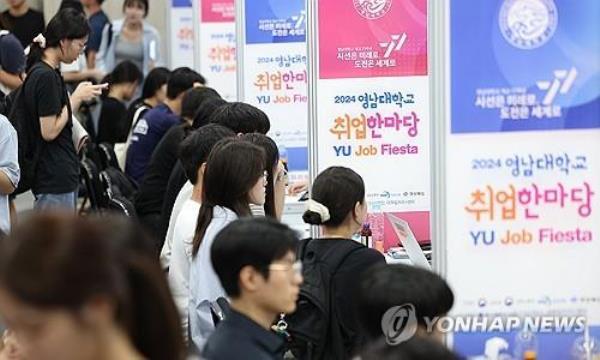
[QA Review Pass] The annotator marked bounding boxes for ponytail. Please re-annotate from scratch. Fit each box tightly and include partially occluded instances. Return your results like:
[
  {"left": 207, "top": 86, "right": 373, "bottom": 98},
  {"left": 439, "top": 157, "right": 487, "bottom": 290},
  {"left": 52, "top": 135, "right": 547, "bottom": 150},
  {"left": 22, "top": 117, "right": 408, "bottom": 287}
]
[
  {"left": 192, "top": 203, "right": 214, "bottom": 256},
  {"left": 25, "top": 42, "right": 44, "bottom": 72}
]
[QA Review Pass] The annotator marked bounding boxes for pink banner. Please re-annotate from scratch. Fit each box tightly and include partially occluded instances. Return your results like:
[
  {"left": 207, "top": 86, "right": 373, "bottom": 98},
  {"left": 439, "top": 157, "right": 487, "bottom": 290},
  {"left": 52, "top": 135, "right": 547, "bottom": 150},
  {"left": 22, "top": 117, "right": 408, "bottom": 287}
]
[
  {"left": 318, "top": 0, "right": 427, "bottom": 79},
  {"left": 201, "top": 0, "right": 235, "bottom": 23}
]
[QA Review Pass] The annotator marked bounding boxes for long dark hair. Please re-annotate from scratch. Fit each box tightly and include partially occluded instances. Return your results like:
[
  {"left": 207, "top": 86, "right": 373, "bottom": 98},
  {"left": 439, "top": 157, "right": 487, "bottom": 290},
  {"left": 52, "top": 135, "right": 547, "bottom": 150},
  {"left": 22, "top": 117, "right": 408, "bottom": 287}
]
[
  {"left": 240, "top": 133, "right": 280, "bottom": 218},
  {"left": 26, "top": 8, "right": 90, "bottom": 71},
  {"left": 303, "top": 166, "right": 365, "bottom": 226},
  {"left": 0, "top": 213, "right": 185, "bottom": 360},
  {"left": 192, "top": 138, "right": 266, "bottom": 255}
]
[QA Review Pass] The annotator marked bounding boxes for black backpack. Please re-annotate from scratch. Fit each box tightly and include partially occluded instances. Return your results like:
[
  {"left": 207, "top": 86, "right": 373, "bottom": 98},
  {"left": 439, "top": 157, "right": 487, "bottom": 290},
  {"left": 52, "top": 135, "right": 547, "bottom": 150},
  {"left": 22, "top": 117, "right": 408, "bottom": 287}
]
[
  {"left": 286, "top": 239, "right": 362, "bottom": 360},
  {"left": 5, "top": 65, "right": 46, "bottom": 194}
]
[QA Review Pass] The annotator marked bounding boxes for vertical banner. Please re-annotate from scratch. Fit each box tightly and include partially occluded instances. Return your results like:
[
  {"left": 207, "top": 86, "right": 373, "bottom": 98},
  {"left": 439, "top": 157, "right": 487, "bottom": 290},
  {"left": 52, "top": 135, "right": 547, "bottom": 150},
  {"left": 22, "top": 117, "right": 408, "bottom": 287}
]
[
  {"left": 238, "top": 0, "right": 308, "bottom": 180},
  {"left": 194, "top": 0, "right": 237, "bottom": 100},
  {"left": 169, "top": 0, "right": 195, "bottom": 68},
  {"left": 309, "top": 0, "right": 430, "bottom": 248},
  {"left": 445, "top": 0, "right": 600, "bottom": 358}
]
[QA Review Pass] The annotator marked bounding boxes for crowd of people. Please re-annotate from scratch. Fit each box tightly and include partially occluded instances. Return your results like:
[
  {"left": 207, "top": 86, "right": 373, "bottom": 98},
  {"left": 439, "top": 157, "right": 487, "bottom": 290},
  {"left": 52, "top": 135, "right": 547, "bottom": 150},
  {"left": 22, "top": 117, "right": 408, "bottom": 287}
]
[{"left": 0, "top": 2, "right": 462, "bottom": 359}]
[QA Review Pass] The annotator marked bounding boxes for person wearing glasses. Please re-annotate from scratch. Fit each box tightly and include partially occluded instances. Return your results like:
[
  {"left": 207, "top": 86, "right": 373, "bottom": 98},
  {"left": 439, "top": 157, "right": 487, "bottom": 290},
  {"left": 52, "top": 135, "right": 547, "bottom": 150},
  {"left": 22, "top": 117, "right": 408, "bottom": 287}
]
[
  {"left": 188, "top": 138, "right": 267, "bottom": 353},
  {"left": 24, "top": 8, "right": 106, "bottom": 210},
  {"left": 204, "top": 217, "right": 303, "bottom": 360}
]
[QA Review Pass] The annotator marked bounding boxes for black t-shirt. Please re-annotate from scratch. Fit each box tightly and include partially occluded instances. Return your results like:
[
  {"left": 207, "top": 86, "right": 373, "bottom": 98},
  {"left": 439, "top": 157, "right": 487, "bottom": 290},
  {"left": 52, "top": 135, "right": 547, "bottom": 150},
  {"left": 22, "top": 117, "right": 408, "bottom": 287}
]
[
  {"left": 24, "top": 62, "right": 79, "bottom": 194},
  {"left": 309, "top": 239, "right": 386, "bottom": 356},
  {"left": 134, "top": 124, "right": 190, "bottom": 216},
  {"left": 97, "top": 97, "right": 128, "bottom": 145},
  {"left": 1, "top": 9, "right": 45, "bottom": 48}
]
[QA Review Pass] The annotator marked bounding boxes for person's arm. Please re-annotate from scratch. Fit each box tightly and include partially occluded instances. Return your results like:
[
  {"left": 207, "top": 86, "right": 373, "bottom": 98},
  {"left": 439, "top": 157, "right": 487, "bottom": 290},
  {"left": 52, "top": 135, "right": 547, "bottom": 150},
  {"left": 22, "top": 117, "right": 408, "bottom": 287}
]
[
  {"left": 86, "top": 51, "right": 97, "bottom": 69},
  {"left": 62, "top": 68, "right": 104, "bottom": 83},
  {"left": 273, "top": 161, "right": 287, "bottom": 220},
  {"left": 0, "top": 125, "right": 19, "bottom": 194},
  {"left": 39, "top": 104, "right": 70, "bottom": 142},
  {"left": 0, "top": 70, "right": 22, "bottom": 90}
]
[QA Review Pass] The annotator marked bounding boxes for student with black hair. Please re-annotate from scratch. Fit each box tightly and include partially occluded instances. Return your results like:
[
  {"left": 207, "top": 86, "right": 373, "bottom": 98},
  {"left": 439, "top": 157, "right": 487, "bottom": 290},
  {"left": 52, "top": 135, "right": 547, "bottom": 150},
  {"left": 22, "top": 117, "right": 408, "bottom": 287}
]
[
  {"left": 289, "top": 166, "right": 385, "bottom": 359},
  {"left": 241, "top": 133, "right": 286, "bottom": 220},
  {"left": 81, "top": 0, "right": 109, "bottom": 69},
  {"left": 166, "top": 124, "right": 235, "bottom": 341},
  {"left": 94, "top": 60, "right": 143, "bottom": 145},
  {"left": 189, "top": 138, "right": 267, "bottom": 352},
  {"left": 96, "top": 0, "right": 161, "bottom": 76},
  {"left": 125, "top": 67, "right": 204, "bottom": 183},
  {"left": 203, "top": 217, "right": 303, "bottom": 360},
  {"left": 0, "top": 213, "right": 185, "bottom": 360},
  {"left": 116, "top": 66, "right": 170, "bottom": 168},
  {"left": 209, "top": 102, "right": 271, "bottom": 134},
  {"left": 358, "top": 337, "right": 461, "bottom": 360},
  {"left": 24, "top": 8, "right": 107, "bottom": 210},
  {"left": 356, "top": 263, "right": 455, "bottom": 343}
]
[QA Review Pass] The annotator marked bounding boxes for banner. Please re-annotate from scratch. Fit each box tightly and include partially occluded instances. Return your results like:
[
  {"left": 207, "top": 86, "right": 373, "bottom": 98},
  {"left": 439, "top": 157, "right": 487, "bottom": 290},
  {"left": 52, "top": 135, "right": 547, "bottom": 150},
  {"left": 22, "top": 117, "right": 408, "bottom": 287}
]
[
  {"left": 310, "top": 0, "right": 430, "bottom": 248},
  {"left": 445, "top": 1, "right": 600, "bottom": 358},
  {"left": 194, "top": 0, "right": 237, "bottom": 100},
  {"left": 239, "top": 0, "right": 308, "bottom": 180},
  {"left": 169, "top": 0, "right": 194, "bottom": 68}
]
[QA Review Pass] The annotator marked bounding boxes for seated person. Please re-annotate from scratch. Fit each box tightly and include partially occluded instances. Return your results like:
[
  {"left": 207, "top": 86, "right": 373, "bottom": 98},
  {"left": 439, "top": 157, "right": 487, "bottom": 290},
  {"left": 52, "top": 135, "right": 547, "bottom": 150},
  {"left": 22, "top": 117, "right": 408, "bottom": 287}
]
[
  {"left": 356, "top": 263, "right": 454, "bottom": 344},
  {"left": 203, "top": 217, "right": 303, "bottom": 360},
  {"left": 94, "top": 60, "right": 142, "bottom": 145}
]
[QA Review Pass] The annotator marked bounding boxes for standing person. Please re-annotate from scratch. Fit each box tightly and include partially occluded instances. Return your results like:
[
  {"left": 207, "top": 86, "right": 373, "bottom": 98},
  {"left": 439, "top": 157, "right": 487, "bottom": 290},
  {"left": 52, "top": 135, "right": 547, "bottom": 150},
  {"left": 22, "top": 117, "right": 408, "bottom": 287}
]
[
  {"left": 0, "top": 213, "right": 185, "bottom": 360},
  {"left": 94, "top": 60, "right": 143, "bottom": 145},
  {"left": 0, "top": 115, "right": 18, "bottom": 235},
  {"left": 287, "top": 166, "right": 386, "bottom": 360},
  {"left": 0, "top": 30, "right": 24, "bottom": 94},
  {"left": 167, "top": 124, "right": 234, "bottom": 341},
  {"left": 188, "top": 138, "right": 267, "bottom": 352},
  {"left": 0, "top": 0, "right": 44, "bottom": 48},
  {"left": 203, "top": 217, "right": 303, "bottom": 360},
  {"left": 125, "top": 67, "right": 204, "bottom": 183},
  {"left": 81, "top": 0, "right": 109, "bottom": 69},
  {"left": 24, "top": 9, "right": 107, "bottom": 211},
  {"left": 96, "top": 0, "right": 161, "bottom": 76}
]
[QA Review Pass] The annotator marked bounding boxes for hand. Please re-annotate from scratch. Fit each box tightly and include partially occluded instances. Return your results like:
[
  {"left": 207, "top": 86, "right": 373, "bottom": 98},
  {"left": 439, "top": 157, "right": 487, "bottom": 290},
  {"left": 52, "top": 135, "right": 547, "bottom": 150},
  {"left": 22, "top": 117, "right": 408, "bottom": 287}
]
[
  {"left": 73, "top": 81, "right": 108, "bottom": 102},
  {"left": 288, "top": 180, "right": 308, "bottom": 196}
]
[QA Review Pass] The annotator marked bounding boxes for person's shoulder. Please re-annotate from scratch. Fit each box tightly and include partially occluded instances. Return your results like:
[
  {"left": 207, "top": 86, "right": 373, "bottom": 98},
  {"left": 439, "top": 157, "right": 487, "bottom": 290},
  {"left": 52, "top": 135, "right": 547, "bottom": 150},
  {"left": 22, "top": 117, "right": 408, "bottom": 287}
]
[
  {"left": 343, "top": 244, "right": 386, "bottom": 270},
  {"left": 0, "top": 115, "right": 16, "bottom": 140},
  {"left": 28, "top": 8, "right": 44, "bottom": 20},
  {"left": 143, "top": 22, "right": 160, "bottom": 36},
  {"left": 203, "top": 325, "right": 269, "bottom": 360}
]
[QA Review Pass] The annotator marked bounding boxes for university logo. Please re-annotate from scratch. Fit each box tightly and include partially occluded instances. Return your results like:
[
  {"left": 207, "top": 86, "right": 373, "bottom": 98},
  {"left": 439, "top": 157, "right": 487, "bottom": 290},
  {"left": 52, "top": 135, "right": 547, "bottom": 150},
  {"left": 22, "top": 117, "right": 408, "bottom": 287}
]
[
  {"left": 353, "top": 0, "right": 393, "bottom": 20},
  {"left": 499, "top": 0, "right": 558, "bottom": 50}
]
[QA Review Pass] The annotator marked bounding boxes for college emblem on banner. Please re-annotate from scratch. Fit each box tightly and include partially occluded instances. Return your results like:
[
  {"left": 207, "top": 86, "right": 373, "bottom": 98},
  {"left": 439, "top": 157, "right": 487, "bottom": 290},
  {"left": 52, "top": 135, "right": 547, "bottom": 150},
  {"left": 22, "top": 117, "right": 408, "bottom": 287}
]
[
  {"left": 353, "top": 0, "right": 393, "bottom": 20},
  {"left": 499, "top": 0, "right": 558, "bottom": 49}
]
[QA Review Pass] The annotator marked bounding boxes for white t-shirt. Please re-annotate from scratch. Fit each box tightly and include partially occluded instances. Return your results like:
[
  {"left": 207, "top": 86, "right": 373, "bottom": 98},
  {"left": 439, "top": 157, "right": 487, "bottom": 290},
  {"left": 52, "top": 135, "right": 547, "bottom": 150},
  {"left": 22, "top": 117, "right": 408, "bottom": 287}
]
[
  {"left": 160, "top": 181, "right": 194, "bottom": 269},
  {"left": 167, "top": 198, "right": 200, "bottom": 340}
]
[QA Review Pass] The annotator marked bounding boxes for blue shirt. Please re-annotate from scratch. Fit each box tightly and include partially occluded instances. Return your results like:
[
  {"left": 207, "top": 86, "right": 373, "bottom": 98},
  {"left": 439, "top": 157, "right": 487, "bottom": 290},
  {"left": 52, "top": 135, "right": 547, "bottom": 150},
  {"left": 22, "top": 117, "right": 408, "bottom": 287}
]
[
  {"left": 0, "top": 115, "right": 19, "bottom": 234},
  {"left": 125, "top": 104, "right": 180, "bottom": 183},
  {"left": 87, "top": 10, "right": 110, "bottom": 53}
]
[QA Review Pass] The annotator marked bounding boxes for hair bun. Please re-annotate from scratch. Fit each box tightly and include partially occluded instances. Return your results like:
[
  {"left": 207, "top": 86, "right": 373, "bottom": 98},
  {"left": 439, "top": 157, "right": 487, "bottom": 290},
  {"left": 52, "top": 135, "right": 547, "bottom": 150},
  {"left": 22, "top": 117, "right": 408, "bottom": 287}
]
[{"left": 302, "top": 210, "right": 323, "bottom": 225}]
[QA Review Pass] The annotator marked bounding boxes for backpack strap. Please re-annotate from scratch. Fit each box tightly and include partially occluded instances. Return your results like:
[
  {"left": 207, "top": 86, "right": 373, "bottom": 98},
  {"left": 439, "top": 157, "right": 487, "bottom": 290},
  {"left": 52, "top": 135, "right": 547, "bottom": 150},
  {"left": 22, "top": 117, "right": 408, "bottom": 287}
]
[{"left": 300, "top": 238, "right": 363, "bottom": 276}]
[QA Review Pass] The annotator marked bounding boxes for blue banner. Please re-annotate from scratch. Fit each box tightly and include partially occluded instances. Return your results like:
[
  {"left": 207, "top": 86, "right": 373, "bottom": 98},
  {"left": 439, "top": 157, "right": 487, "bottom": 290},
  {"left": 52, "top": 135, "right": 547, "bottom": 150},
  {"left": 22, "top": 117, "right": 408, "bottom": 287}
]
[
  {"left": 451, "top": 0, "right": 599, "bottom": 133},
  {"left": 172, "top": 0, "right": 191, "bottom": 8},
  {"left": 245, "top": 0, "right": 306, "bottom": 44}
]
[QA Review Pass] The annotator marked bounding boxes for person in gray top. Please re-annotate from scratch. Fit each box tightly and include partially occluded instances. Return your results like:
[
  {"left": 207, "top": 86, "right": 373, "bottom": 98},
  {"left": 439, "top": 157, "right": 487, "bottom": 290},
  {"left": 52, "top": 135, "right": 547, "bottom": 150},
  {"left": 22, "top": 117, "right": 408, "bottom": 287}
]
[{"left": 96, "top": 0, "right": 161, "bottom": 76}]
